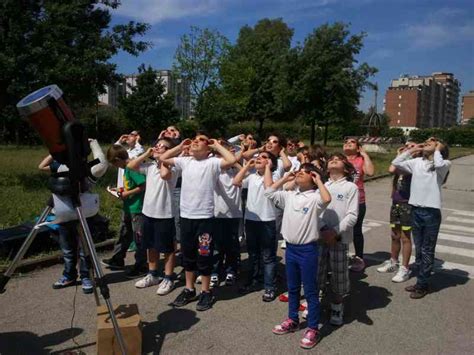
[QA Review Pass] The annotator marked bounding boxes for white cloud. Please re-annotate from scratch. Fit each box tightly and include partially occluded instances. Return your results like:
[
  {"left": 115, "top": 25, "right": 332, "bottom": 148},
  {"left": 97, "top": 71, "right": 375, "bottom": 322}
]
[
  {"left": 113, "top": 0, "right": 222, "bottom": 24},
  {"left": 405, "top": 22, "right": 474, "bottom": 49}
]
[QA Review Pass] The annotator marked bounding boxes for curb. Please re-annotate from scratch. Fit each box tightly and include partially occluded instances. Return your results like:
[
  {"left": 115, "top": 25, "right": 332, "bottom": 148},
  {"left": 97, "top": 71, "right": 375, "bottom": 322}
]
[{"left": 0, "top": 239, "right": 116, "bottom": 274}]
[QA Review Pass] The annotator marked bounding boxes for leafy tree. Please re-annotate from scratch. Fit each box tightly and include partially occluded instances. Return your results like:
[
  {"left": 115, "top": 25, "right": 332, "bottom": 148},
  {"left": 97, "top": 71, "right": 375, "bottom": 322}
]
[
  {"left": 0, "top": 0, "right": 149, "bottom": 143},
  {"left": 194, "top": 83, "right": 231, "bottom": 136},
  {"left": 220, "top": 18, "right": 294, "bottom": 136},
  {"left": 119, "top": 65, "right": 179, "bottom": 142},
  {"left": 173, "top": 26, "right": 230, "bottom": 105},
  {"left": 295, "top": 23, "right": 377, "bottom": 144}
]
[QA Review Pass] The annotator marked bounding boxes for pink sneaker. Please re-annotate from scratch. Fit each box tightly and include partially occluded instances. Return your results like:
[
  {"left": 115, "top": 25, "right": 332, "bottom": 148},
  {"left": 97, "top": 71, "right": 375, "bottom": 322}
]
[
  {"left": 349, "top": 256, "right": 366, "bottom": 272},
  {"left": 272, "top": 318, "right": 299, "bottom": 335},
  {"left": 300, "top": 328, "right": 319, "bottom": 349}
]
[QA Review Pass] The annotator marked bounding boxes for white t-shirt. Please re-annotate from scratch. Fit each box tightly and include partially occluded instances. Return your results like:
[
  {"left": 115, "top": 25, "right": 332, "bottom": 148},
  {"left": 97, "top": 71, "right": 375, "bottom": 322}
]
[
  {"left": 265, "top": 187, "right": 328, "bottom": 244},
  {"left": 174, "top": 156, "right": 221, "bottom": 219},
  {"left": 214, "top": 167, "right": 242, "bottom": 218},
  {"left": 139, "top": 162, "right": 178, "bottom": 219},
  {"left": 243, "top": 172, "right": 280, "bottom": 221}
]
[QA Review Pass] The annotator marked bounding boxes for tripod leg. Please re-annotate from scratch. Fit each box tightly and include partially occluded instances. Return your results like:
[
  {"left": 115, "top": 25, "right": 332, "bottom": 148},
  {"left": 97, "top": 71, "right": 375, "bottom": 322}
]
[
  {"left": 77, "top": 227, "right": 101, "bottom": 306},
  {"left": 0, "top": 203, "right": 53, "bottom": 293},
  {"left": 75, "top": 207, "right": 128, "bottom": 355}
]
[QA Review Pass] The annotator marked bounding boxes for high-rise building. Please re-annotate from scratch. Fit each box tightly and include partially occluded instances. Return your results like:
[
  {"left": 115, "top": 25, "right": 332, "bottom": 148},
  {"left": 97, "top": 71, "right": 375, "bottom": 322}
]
[
  {"left": 461, "top": 91, "right": 474, "bottom": 125},
  {"left": 384, "top": 72, "right": 460, "bottom": 131},
  {"left": 98, "top": 70, "right": 191, "bottom": 119}
]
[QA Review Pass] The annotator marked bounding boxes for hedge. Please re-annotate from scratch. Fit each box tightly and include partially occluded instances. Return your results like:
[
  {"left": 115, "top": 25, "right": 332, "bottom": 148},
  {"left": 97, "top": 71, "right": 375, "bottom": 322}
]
[{"left": 409, "top": 127, "right": 474, "bottom": 146}]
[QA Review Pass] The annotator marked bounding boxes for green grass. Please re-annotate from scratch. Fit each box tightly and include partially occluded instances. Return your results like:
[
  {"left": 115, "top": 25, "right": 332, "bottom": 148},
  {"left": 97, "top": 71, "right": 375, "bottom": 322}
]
[{"left": 0, "top": 145, "right": 123, "bottom": 231}]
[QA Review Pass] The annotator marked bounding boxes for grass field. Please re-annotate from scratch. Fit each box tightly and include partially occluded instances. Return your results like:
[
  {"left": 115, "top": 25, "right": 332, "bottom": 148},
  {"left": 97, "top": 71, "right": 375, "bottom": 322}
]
[{"left": 0, "top": 143, "right": 472, "bottom": 264}]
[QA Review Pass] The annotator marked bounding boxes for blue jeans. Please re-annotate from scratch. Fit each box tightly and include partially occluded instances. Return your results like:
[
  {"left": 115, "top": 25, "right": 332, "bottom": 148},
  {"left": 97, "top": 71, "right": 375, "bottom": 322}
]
[
  {"left": 411, "top": 207, "right": 441, "bottom": 289},
  {"left": 58, "top": 220, "right": 90, "bottom": 280},
  {"left": 245, "top": 220, "right": 277, "bottom": 291},
  {"left": 286, "top": 242, "right": 320, "bottom": 329}
]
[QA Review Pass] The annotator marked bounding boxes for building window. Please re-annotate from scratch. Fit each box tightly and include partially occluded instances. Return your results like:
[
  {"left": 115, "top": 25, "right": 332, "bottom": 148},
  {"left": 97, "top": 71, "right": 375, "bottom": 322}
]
[
  {"left": 397, "top": 120, "right": 400, "bottom": 124},
  {"left": 399, "top": 95, "right": 402, "bottom": 99},
  {"left": 398, "top": 103, "right": 402, "bottom": 107},
  {"left": 398, "top": 112, "right": 401, "bottom": 116}
]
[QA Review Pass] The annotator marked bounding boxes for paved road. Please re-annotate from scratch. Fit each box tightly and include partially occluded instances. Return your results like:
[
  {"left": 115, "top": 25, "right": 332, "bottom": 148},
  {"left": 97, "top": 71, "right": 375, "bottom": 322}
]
[{"left": 1, "top": 156, "right": 473, "bottom": 354}]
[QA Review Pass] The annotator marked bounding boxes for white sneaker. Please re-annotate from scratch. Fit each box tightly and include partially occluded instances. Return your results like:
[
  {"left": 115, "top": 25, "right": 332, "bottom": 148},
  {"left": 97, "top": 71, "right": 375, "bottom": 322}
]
[
  {"left": 280, "top": 240, "right": 287, "bottom": 249},
  {"left": 196, "top": 275, "right": 202, "bottom": 284},
  {"left": 135, "top": 273, "right": 161, "bottom": 288},
  {"left": 156, "top": 278, "right": 175, "bottom": 295},
  {"left": 210, "top": 274, "right": 219, "bottom": 288},
  {"left": 392, "top": 266, "right": 411, "bottom": 283},
  {"left": 377, "top": 259, "right": 399, "bottom": 273},
  {"left": 329, "top": 303, "right": 344, "bottom": 326}
]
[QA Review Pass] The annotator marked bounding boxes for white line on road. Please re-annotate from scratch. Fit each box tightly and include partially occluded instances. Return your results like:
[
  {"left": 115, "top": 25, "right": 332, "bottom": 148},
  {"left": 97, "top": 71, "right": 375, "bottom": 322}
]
[
  {"left": 441, "top": 224, "right": 474, "bottom": 234},
  {"left": 444, "top": 208, "right": 474, "bottom": 217},
  {"left": 362, "top": 254, "right": 474, "bottom": 279},
  {"left": 446, "top": 216, "right": 474, "bottom": 224},
  {"left": 435, "top": 245, "right": 474, "bottom": 258},
  {"left": 438, "top": 233, "right": 474, "bottom": 245}
]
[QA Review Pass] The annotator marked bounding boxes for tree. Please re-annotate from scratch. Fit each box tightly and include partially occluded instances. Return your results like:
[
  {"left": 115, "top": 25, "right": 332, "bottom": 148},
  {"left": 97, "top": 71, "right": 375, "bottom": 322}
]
[
  {"left": 220, "top": 18, "right": 294, "bottom": 136},
  {"left": 173, "top": 26, "right": 230, "bottom": 105},
  {"left": 119, "top": 65, "right": 179, "bottom": 141},
  {"left": 295, "top": 23, "right": 377, "bottom": 145},
  {"left": 0, "top": 0, "right": 150, "bottom": 144},
  {"left": 194, "top": 82, "right": 232, "bottom": 136}
]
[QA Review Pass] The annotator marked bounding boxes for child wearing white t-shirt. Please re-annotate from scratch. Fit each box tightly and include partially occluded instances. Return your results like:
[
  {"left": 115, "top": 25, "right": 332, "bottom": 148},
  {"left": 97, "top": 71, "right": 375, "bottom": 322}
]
[
  {"left": 159, "top": 132, "right": 236, "bottom": 311},
  {"left": 233, "top": 151, "right": 280, "bottom": 302},
  {"left": 127, "top": 137, "right": 178, "bottom": 296}
]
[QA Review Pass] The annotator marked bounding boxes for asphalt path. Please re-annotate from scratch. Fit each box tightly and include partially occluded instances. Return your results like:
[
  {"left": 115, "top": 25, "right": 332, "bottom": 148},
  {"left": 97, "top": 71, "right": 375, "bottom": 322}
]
[{"left": 1, "top": 156, "right": 473, "bottom": 354}]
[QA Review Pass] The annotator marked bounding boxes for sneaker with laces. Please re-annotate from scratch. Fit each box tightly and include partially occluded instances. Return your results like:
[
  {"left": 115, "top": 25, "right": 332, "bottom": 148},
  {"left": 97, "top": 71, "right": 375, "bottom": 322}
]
[
  {"left": 349, "top": 256, "right": 366, "bottom": 272},
  {"left": 280, "top": 240, "right": 287, "bottom": 249},
  {"left": 171, "top": 288, "right": 198, "bottom": 307},
  {"left": 210, "top": 274, "right": 219, "bottom": 288},
  {"left": 377, "top": 259, "right": 399, "bottom": 273},
  {"left": 196, "top": 291, "right": 215, "bottom": 311},
  {"left": 135, "top": 273, "right": 162, "bottom": 288},
  {"left": 81, "top": 278, "right": 94, "bottom": 294},
  {"left": 392, "top": 265, "right": 411, "bottom": 283},
  {"left": 300, "top": 328, "right": 319, "bottom": 349},
  {"left": 157, "top": 278, "right": 175, "bottom": 295},
  {"left": 262, "top": 289, "right": 276, "bottom": 302},
  {"left": 272, "top": 318, "right": 299, "bottom": 335},
  {"left": 329, "top": 303, "right": 344, "bottom": 326},
  {"left": 224, "top": 273, "right": 236, "bottom": 286},
  {"left": 196, "top": 274, "right": 202, "bottom": 284},
  {"left": 52, "top": 276, "right": 76, "bottom": 289}
]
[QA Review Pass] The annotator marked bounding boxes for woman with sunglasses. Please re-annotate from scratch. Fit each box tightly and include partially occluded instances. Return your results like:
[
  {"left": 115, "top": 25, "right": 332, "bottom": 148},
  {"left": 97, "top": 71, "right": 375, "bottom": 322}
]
[{"left": 342, "top": 138, "right": 374, "bottom": 272}]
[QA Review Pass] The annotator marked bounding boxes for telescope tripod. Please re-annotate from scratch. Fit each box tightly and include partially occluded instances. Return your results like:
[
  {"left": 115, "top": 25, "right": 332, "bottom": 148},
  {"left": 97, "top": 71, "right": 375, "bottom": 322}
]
[{"left": 0, "top": 197, "right": 128, "bottom": 355}]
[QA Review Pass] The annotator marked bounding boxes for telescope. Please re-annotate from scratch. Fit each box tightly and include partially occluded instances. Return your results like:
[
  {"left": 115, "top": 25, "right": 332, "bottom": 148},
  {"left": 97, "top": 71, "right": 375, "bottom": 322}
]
[{"left": 1, "top": 85, "right": 128, "bottom": 354}]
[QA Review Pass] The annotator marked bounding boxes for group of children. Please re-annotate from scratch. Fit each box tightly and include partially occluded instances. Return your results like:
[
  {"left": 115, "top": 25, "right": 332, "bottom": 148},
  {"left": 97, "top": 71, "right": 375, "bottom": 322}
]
[{"left": 46, "top": 124, "right": 451, "bottom": 349}]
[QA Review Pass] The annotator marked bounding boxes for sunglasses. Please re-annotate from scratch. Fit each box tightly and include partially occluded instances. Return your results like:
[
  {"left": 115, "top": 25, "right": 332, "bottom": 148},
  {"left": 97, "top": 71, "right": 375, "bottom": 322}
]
[
  {"left": 259, "top": 155, "right": 270, "bottom": 159},
  {"left": 267, "top": 139, "right": 279, "bottom": 144},
  {"left": 155, "top": 143, "right": 169, "bottom": 150},
  {"left": 195, "top": 137, "right": 209, "bottom": 143}
]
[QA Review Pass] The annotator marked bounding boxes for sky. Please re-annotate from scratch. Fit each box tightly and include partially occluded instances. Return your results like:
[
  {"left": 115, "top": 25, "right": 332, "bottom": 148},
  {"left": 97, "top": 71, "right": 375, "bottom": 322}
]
[{"left": 108, "top": 0, "right": 474, "bottom": 112}]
